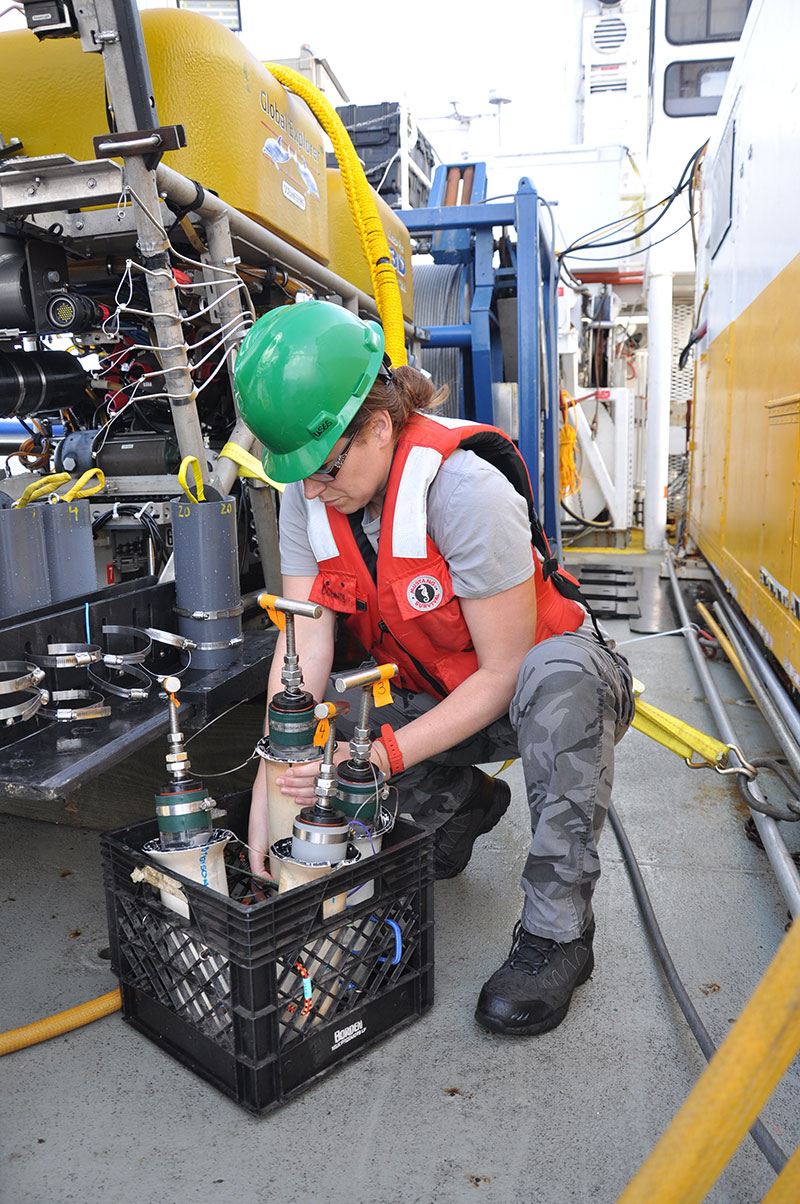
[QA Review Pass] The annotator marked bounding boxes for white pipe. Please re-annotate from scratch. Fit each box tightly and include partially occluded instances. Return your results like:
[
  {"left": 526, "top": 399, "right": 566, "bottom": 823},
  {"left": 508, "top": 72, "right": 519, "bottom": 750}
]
[{"left": 644, "top": 269, "right": 673, "bottom": 549}]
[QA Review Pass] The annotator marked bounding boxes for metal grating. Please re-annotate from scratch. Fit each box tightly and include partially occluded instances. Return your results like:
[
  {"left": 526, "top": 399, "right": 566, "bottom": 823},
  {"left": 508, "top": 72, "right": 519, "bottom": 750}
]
[
  {"left": 590, "top": 62, "right": 627, "bottom": 93},
  {"left": 671, "top": 302, "right": 695, "bottom": 403},
  {"left": 592, "top": 16, "right": 627, "bottom": 54}
]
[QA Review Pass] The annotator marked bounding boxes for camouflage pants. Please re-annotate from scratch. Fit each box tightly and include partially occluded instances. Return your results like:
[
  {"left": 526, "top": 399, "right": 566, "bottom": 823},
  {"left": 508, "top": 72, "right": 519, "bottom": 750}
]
[{"left": 332, "top": 627, "right": 634, "bottom": 943}]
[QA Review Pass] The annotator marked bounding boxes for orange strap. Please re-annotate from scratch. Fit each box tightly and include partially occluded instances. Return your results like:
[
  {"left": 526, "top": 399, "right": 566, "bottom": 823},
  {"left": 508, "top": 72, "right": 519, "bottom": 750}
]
[{"left": 379, "top": 724, "right": 405, "bottom": 776}]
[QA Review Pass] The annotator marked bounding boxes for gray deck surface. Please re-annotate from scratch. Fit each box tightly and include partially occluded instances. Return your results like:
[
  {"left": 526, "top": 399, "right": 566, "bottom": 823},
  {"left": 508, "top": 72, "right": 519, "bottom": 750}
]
[{"left": 2, "top": 554, "right": 799, "bottom": 1204}]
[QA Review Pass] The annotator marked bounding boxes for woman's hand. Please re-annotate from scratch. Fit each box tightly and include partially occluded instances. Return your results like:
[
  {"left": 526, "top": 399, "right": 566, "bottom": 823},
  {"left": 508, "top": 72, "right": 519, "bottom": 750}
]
[{"left": 276, "top": 738, "right": 392, "bottom": 805}]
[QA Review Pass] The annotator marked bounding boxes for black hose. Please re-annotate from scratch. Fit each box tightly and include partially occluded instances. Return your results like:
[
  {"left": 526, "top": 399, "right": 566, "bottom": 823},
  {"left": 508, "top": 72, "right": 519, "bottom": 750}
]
[
  {"left": 560, "top": 499, "right": 613, "bottom": 529},
  {"left": 607, "top": 801, "right": 787, "bottom": 1173}
]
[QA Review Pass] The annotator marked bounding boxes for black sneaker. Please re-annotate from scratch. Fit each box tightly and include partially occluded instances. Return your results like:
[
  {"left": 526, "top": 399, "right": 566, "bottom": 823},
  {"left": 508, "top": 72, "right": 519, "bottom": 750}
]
[
  {"left": 433, "top": 771, "right": 512, "bottom": 880},
  {"left": 474, "top": 919, "right": 595, "bottom": 1035}
]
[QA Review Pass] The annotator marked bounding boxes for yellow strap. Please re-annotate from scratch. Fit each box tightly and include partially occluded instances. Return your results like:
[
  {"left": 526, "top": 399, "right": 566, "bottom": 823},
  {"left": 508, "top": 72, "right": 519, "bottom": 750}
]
[
  {"left": 60, "top": 468, "right": 105, "bottom": 503},
  {"left": 219, "top": 441, "right": 285, "bottom": 493},
  {"left": 632, "top": 699, "right": 729, "bottom": 768},
  {"left": 12, "top": 473, "right": 71, "bottom": 508},
  {"left": 178, "top": 456, "right": 205, "bottom": 503}
]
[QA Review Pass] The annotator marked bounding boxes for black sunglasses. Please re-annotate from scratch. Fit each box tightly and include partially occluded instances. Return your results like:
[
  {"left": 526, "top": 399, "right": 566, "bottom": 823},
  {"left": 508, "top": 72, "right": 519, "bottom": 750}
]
[{"left": 306, "top": 431, "right": 357, "bottom": 482}]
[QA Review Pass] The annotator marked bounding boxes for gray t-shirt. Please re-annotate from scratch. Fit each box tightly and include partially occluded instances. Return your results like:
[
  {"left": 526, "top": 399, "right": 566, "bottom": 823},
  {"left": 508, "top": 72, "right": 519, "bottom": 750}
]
[{"left": 278, "top": 447, "right": 535, "bottom": 598}]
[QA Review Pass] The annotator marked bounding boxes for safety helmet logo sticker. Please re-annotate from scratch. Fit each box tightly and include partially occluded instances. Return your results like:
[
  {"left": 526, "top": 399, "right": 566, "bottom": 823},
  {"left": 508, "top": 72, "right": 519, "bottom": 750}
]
[
  {"left": 407, "top": 575, "right": 444, "bottom": 612},
  {"left": 308, "top": 414, "right": 335, "bottom": 439}
]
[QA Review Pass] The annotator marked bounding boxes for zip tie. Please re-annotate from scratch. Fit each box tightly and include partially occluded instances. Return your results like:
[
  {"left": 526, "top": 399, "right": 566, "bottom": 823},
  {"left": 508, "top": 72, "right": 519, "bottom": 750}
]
[
  {"left": 111, "top": 502, "right": 119, "bottom": 518},
  {"left": 84, "top": 602, "right": 91, "bottom": 644}
]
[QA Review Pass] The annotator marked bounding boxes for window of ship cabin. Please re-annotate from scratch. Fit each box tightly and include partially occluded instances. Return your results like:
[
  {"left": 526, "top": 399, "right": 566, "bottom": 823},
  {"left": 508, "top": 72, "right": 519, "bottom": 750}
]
[
  {"left": 176, "top": 0, "right": 242, "bottom": 31},
  {"left": 664, "top": 58, "right": 734, "bottom": 115},
  {"left": 666, "top": 0, "right": 751, "bottom": 44}
]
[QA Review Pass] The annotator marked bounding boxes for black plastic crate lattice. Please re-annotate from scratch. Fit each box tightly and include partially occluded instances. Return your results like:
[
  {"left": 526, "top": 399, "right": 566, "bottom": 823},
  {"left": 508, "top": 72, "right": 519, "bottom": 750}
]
[{"left": 101, "top": 792, "right": 434, "bottom": 1113}]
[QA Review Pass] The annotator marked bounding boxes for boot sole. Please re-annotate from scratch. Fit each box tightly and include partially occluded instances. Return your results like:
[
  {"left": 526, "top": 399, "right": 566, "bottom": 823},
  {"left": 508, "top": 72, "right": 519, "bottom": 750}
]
[{"left": 474, "top": 949, "right": 595, "bottom": 1036}]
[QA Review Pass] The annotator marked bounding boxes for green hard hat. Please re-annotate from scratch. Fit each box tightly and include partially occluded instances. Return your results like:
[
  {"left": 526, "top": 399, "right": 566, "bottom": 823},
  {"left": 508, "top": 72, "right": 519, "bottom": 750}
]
[{"left": 233, "top": 300, "right": 386, "bottom": 483}]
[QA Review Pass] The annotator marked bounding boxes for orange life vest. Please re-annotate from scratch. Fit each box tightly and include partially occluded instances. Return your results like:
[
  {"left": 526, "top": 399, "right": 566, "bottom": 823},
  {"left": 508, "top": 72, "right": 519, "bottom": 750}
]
[{"left": 307, "top": 413, "right": 586, "bottom": 697}]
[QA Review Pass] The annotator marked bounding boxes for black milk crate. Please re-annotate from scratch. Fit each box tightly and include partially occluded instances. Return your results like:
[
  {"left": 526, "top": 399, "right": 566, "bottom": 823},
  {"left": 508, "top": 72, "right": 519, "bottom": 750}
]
[{"left": 100, "top": 791, "right": 434, "bottom": 1115}]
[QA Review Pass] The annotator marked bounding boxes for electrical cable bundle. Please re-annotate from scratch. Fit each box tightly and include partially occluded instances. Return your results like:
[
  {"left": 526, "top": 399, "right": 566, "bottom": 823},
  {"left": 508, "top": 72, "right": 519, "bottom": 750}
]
[{"left": 91, "top": 505, "right": 167, "bottom": 571}]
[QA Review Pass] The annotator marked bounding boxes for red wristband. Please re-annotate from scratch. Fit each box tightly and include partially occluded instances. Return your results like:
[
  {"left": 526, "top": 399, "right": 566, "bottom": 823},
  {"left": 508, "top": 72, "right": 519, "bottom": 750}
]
[{"left": 379, "top": 723, "right": 405, "bottom": 776}]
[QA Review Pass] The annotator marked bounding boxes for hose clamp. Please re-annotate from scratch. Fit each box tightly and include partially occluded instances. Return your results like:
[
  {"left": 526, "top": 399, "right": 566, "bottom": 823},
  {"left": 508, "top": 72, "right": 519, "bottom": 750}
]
[
  {"left": 173, "top": 602, "right": 244, "bottom": 621},
  {"left": 144, "top": 627, "right": 197, "bottom": 650},
  {"left": 40, "top": 689, "right": 111, "bottom": 722},
  {"left": 0, "top": 661, "right": 46, "bottom": 696},
  {"left": 192, "top": 636, "right": 244, "bottom": 650},
  {"left": 0, "top": 686, "right": 47, "bottom": 725},
  {"left": 155, "top": 796, "right": 215, "bottom": 817},
  {"left": 31, "top": 643, "right": 102, "bottom": 669},
  {"left": 101, "top": 624, "right": 152, "bottom": 666},
  {"left": 88, "top": 661, "right": 151, "bottom": 700}
]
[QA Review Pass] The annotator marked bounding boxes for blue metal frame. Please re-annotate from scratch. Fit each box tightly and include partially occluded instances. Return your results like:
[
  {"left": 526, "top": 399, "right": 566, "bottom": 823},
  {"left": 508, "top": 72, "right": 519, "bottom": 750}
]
[{"left": 400, "top": 170, "right": 562, "bottom": 553}]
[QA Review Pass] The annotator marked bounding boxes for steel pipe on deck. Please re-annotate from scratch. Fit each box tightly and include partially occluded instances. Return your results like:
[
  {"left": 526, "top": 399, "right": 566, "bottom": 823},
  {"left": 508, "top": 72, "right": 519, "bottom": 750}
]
[{"left": 666, "top": 555, "right": 800, "bottom": 916}]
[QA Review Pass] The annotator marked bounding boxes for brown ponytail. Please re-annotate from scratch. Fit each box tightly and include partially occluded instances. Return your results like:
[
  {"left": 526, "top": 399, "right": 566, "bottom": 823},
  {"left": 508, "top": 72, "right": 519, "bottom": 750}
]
[{"left": 344, "top": 365, "right": 450, "bottom": 438}]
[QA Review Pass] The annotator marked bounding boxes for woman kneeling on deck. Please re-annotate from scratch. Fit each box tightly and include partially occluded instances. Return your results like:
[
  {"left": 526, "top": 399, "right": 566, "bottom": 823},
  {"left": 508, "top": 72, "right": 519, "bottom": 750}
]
[{"left": 234, "top": 299, "right": 634, "bottom": 1035}]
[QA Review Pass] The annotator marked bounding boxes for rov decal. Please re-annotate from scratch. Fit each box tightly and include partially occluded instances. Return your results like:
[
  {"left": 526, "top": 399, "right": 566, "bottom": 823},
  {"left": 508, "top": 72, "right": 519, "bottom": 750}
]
[
  {"left": 331, "top": 1018, "right": 366, "bottom": 1051},
  {"left": 282, "top": 179, "right": 306, "bottom": 211},
  {"left": 407, "top": 575, "right": 443, "bottom": 612}
]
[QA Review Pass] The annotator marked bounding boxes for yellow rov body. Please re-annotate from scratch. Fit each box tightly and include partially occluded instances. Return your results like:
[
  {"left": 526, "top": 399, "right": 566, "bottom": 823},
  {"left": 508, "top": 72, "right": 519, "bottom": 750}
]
[
  {"left": 0, "top": 7, "right": 413, "bottom": 319},
  {"left": 689, "top": 0, "right": 800, "bottom": 689}
]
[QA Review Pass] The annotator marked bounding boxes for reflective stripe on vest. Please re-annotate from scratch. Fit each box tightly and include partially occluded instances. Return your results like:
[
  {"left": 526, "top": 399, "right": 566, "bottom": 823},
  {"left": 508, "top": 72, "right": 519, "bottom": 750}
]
[{"left": 307, "top": 414, "right": 585, "bottom": 695}]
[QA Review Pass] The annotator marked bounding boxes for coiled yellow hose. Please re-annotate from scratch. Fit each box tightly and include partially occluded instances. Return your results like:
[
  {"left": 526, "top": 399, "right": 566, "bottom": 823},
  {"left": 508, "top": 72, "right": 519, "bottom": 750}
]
[
  {"left": 559, "top": 391, "right": 581, "bottom": 498},
  {"left": 0, "top": 989, "right": 121, "bottom": 1055},
  {"left": 266, "top": 62, "right": 407, "bottom": 367},
  {"left": 617, "top": 916, "right": 800, "bottom": 1203}
]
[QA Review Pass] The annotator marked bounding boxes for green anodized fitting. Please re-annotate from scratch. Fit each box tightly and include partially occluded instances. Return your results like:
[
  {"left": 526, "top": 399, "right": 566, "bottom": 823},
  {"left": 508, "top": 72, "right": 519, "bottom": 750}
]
[
  {"left": 334, "top": 776, "right": 380, "bottom": 821},
  {"left": 155, "top": 786, "right": 212, "bottom": 837},
  {"left": 267, "top": 695, "right": 318, "bottom": 749}
]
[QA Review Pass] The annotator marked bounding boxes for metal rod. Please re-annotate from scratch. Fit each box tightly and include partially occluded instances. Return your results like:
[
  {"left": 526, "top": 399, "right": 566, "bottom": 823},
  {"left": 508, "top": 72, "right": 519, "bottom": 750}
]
[
  {"left": 666, "top": 554, "right": 800, "bottom": 916},
  {"left": 91, "top": 0, "right": 209, "bottom": 476},
  {"left": 96, "top": 134, "right": 161, "bottom": 154},
  {"left": 710, "top": 583, "right": 800, "bottom": 751},
  {"left": 711, "top": 601, "right": 800, "bottom": 784},
  {"left": 155, "top": 164, "right": 418, "bottom": 338}
]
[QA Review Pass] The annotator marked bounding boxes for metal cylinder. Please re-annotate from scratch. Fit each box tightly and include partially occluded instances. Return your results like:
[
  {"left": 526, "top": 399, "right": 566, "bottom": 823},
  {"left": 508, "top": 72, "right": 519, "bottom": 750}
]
[
  {"left": 154, "top": 783, "right": 213, "bottom": 849},
  {"left": 56, "top": 431, "right": 179, "bottom": 477},
  {"left": 40, "top": 499, "right": 98, "bottom": 603},
  {"left": 267, "top": 693, "right": 318, "bottom": 751},
  {"left": 171, "top": 494, "right": 242, "bottom": 669},
  {"left": 0, "top": 504, "right": 52, "bottom": 617},
  {"left": 335, "top": 763, "right": 383, "bottom": 821},
  {"left": 0, "top": 351, "right": 86, "bottom": 417}
]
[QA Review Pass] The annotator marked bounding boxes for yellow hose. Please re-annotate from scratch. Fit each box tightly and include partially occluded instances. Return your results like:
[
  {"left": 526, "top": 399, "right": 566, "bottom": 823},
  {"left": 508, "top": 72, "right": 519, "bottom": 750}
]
[
  {"left": 266, "top": 62, "right": 407, "bottom": 367},
  {"left": 695, "top": 600, "right": 748, "bottom": 684},
  {"left": 617, "top": 916, "right": 800, "bottom": 1204},
  {"left": 761, "top": 1140, "right": 800, "bottom": 1204},
  {"left": 0, "top": 989, "right": 121, "bottom": 1055}
]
